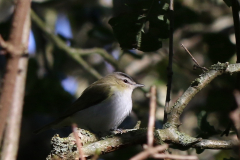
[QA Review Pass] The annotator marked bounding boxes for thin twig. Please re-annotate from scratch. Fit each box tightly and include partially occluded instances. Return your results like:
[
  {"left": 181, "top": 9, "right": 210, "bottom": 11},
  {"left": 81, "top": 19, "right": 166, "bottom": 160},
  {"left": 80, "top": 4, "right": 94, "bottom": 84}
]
[
  {"left": 181, "top": 44, "right": 208, "bottom": 71},
  {"left": 231, "top": 0, "right": 240, "bottom": 63},
  {"left": 72, "top": 124, "right": 86, "bottom": 160},
  {"left": 0, "top": 35, "right": 7, "bottom": 48},
  {"left": 90, "top": 154, "right": 99, "bottom": 160},
  {"left": 130, "top": 144, "right": 168, "bottom": 160},
  {"left": 31, "top": 10, "right": 117, "bottom": 79},
  {"left": 166, "top": 63, "right": 240, "bottom": 129},
  {"left": 230, "top": 90, "right": 240, "bottom": 160},
  {"left": 152, "top": 154, "right": 198, "bottom": 160},
  {"left": 230, "top": 90, "right": 240, "bottom": 138},
  {"left": 148, "top": 86, "right": 157, "bottom": 147},
  {"left": 164, "top": 0, "right": 174, "bottom": 123}
]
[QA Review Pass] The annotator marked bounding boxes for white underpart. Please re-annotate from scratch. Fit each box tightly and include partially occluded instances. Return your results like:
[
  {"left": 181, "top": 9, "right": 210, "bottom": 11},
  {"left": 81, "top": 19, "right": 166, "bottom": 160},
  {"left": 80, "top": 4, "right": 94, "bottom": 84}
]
[{"left": 68, "top": 87, "right": 133, "bottom": 133}]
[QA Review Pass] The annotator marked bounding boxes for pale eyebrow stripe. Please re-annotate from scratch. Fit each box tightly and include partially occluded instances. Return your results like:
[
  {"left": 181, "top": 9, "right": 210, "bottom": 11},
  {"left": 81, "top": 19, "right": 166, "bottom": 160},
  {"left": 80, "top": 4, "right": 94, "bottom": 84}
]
[{"left": 115, "top": 72, "right": 134, "bottom": 82}]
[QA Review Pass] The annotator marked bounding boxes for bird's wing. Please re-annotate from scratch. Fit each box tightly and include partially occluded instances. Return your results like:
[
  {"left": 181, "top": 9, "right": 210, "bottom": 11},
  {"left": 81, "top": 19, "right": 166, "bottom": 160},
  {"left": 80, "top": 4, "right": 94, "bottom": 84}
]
[{"left": 59, "top": 81, "right": 112, "bottom": 119}]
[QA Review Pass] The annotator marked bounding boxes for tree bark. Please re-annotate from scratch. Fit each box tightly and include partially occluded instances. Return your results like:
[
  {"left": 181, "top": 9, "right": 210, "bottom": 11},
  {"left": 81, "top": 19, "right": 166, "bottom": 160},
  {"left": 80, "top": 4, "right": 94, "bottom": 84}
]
[{"left": 0, "top": 0, "right": 31, "bottom": 160}]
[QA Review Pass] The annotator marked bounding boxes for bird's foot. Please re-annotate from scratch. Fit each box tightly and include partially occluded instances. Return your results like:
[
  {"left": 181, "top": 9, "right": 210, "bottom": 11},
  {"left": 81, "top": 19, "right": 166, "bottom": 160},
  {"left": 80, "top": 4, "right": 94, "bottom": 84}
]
[{"left": 110, "top": 128, "right": 126, "bottom": 135}]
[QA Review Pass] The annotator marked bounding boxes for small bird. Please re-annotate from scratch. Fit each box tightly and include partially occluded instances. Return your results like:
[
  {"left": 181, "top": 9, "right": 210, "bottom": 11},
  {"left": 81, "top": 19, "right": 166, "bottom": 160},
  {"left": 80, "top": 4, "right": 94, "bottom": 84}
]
[{"left": 34, "top": 72, "right": 144, "bottom": 135}]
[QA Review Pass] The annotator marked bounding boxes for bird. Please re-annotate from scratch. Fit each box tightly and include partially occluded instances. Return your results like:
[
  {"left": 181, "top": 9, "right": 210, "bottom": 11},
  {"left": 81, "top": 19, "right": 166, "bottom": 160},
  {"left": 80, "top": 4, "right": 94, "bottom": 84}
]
[{"left": 34, "top": 72, "right": 144, "bottom": 135}]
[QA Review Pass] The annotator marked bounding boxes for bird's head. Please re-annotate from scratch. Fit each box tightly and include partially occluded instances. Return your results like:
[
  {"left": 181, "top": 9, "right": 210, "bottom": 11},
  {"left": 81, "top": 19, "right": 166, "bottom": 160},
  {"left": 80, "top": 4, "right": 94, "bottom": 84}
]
[{"left": 106, "top": 72, "right": 144, "bottom": 91}]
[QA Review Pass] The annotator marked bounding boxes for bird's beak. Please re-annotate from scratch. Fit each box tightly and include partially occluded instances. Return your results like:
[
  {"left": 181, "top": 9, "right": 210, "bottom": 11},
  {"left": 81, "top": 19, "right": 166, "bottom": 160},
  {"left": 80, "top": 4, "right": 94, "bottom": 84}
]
[{"left": 134, "top": 83, "right": 144, "bottom": 88}]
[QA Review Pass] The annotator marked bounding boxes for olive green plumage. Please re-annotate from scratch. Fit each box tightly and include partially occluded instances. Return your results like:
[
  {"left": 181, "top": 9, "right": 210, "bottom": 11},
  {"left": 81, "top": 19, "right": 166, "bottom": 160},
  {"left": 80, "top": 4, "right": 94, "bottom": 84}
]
[{"left": 34, "top": 72, "right": 144, "bottom": 134}]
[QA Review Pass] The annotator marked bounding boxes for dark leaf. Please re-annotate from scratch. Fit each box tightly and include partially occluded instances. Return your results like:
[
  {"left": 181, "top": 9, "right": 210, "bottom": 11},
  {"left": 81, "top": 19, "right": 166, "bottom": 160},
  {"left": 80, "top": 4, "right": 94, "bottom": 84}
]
[
  {"left": 196, "top": 148, "right": 205, "bottom": 154},
  {"left": 197, "top": 111, "right": 219, "bottom": 138},
  {"left": 109, "top": 0, "right": 170, "bottom": 52},
  {"left": 223, "top": 0, "right": 232, "bottom": 7},
  {"left": 223, "top": 158, "right": 238, "bottom": 160}
]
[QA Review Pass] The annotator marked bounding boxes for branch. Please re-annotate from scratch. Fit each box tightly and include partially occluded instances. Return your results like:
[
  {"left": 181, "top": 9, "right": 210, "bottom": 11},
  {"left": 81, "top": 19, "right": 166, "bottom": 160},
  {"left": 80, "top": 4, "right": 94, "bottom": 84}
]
[
  {"left": 0, "top": 0, "right": 31, "bottom": 160},
  {"left": 147, "top": 86, "right": 157, "bottom": 147},
  {"left": 230, "top": 90, "right": 240, "bottom": 158},
  {"left": 181, "top": 44, "right": 208, "bottom": 72},
  {"left": 230, "top": 90, "right": 240, "bottom": 138},
  {"left": 152, "top": 154, "right": 198, "bottom": 160},
  {"left": 165, "top": 63, "right": 240, "bottom": 127},
  {"left": 164, "top": 0, "right": 174, "bottom": 122},
  {"left": 192, "top": 139, "right": 237, "bottom": 149},
  {"left": 72, "top": 124, "right": 86, "bottom": 160},
  {"left": 30, "top": 10, "right": 118, "bottom": 79},
  {"left": 45, "top": 63, "right": 240, "bottom": 160},
  {"left": 46, "top": 128, "right": 237, "bottom": 160},
  {"left": 231, "top": 0, "right": 240, "bottom": 63},
  {"left": 130, "top": 144, "right": 168, "bottom": 160}
]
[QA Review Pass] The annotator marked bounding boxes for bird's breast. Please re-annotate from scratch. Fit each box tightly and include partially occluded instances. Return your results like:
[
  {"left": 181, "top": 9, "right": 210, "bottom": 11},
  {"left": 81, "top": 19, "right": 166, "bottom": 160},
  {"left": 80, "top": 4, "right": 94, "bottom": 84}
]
[{"left": 71, "top": 89, "right": 133, "bottom": 133}]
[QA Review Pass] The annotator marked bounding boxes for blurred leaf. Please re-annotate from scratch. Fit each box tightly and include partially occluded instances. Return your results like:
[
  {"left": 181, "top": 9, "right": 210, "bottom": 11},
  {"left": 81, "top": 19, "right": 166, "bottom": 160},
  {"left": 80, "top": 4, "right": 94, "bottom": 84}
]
[
  {"left": 88, "top": 26, "right": 114, "bottom": 43},
  {"left": 109, "top": 0, "right": 170, "bottom": 52},
  {"left": 197, "top": 111, "right": 219, "bottom": 138},
  {"left": 223, "top": 0, "right": 232, "bottom": 7},
  {"left": 123, "top": 50, "right": 144, "bottom": 59},
  {"left": 174, "top": 2, "right": 200, "bottom": 28},
  {"left": 32, "top": 0, "right": 59, "bottom": 3},
  {"left": 24, "top": 59, "right": 73, "bottom": 115},
  {"left": 223, "top": 158, "right": 238, "bottom": 160},
  {"left": 203, "top": 33, "right": 235, "bottom": 63},
  {"left": 196, "top": 148, "right": 205, "bottom": 154}
]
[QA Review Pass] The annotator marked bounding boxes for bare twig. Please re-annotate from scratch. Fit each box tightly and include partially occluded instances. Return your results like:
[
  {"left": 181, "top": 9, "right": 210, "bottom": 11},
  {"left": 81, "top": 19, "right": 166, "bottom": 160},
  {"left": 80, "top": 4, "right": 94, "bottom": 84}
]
[
  {"left": 231, "top": 0, "right": 240, "bottom": 62},
  {"left": 230, "top": 90, "right": 240, "bottom": 138},
  {"left": 31, "top": 10, "right": 102, "bottom": 79},
  {"left": 148, "top": 86, "right": 157, "bottom": 147},
  {"left": 165, "top": 63, "right": 240, "bottom": 126},
  {"left": 0, "top": 1, "right": 31, "bottom": 157},
  {"left": 30, "top": 10, "right": 118, "bottom": 80},
  {"left": 192, "top": 139, "right": 237, "bottom": 149},
  {"left": 230, "top": 90, "right": 240, "bottom": 160},
  {"left": 0, "top": 35, "right": 8, "bottom": 48},
  {"left": 181, "top": 44, "right": 208, "bottom": 72},
  {"left": 72, "top": 124, "right": 86, "bottom": 160},
  {"left": 164, "top": 0, "right": 174, "bottom": 123},
  {"left": 233, "top": 90, "right": 240, "bottom": 107},
  {"left": 130, "top": 144, "right": 168, "bottom": 160},
  {"left": 152, "top": 154, "right": 198, "bottom": 160},
  {"left": 90, "top": 154, "right": 99, "bottom": 160}
]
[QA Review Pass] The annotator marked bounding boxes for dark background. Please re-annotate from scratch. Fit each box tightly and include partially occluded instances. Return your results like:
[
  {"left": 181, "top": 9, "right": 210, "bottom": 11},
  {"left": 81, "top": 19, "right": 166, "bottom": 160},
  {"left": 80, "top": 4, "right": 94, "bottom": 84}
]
[{"left": 0, "top": 0, "right": 238, "bottom": 159}]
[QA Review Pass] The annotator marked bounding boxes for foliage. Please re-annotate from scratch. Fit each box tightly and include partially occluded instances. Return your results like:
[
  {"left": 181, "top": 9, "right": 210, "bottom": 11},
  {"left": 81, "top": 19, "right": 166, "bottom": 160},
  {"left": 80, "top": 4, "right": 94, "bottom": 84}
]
[{"left": 108, "top": 0, "right": 170, "bottom": 52}]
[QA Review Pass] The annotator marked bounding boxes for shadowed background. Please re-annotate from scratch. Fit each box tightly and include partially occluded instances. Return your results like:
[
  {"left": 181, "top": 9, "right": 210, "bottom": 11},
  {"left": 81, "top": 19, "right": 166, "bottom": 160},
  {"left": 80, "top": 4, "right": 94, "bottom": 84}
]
[{"left": 0, "top": 0, "right": 238, "bottom": 159}]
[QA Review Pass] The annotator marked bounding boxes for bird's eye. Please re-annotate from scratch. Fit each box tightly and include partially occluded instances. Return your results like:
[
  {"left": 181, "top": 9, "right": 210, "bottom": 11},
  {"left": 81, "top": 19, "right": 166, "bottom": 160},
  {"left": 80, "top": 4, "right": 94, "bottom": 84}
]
[{"left": 123, "top": 79, "right": 128, "bottom": 83}]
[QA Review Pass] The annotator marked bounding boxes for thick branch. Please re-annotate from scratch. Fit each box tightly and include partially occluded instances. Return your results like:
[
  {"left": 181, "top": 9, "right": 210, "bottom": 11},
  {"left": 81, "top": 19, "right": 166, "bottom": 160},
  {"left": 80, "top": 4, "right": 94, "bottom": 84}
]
[
  {"left": 30, "top": 10, "right": 118, "bottom": 79},
  {"left": 0, "top": 0, "right": 31, "bottom": 149},
  {"left": 165, "top": 63, "right": 240, "bottom": 127},
  {"left": 46, "top": 128, "right": 237, "bottom": 160}
]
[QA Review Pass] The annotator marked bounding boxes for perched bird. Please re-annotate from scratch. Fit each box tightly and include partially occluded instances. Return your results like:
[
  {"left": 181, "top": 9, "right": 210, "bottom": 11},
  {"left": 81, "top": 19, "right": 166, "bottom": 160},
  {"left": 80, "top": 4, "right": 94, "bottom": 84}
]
[{"left": 34, "top": 72, "right": 144, "bottom": 135}]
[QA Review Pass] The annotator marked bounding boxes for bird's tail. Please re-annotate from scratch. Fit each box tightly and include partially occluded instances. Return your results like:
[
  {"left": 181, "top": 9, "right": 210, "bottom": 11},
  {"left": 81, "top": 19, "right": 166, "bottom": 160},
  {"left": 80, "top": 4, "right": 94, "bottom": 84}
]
[{"left": 33, "top": 119, "right": 60, "bottom": 134}]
